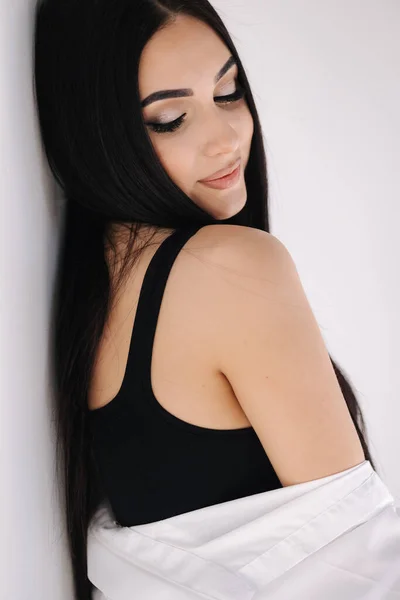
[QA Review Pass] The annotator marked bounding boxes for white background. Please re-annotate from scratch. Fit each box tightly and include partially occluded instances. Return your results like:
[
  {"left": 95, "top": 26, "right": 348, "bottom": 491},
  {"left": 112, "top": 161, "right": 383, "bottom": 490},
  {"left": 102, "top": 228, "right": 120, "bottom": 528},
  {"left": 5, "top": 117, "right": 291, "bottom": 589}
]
[{"left": 1, "top": 1, "right": 399, "bottom": 598}]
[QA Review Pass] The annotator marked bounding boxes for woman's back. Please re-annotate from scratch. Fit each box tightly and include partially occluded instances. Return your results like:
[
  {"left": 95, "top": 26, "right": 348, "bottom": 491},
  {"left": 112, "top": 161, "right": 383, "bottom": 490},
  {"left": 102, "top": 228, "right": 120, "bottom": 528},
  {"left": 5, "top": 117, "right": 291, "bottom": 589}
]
[
  {"left": 87, "top": 223, "right": 282, "bottom": 526},
  {"left": 88, "top": 223, "right": 253, "bottom": 430}
]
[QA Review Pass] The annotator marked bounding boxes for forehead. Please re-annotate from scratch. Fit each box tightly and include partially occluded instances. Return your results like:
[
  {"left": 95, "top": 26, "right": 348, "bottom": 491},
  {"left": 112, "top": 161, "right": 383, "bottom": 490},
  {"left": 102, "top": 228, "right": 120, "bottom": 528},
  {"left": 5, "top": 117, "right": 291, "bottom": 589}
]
[{"left": 138, "top": 15, "right": 230, "bottom": 90}]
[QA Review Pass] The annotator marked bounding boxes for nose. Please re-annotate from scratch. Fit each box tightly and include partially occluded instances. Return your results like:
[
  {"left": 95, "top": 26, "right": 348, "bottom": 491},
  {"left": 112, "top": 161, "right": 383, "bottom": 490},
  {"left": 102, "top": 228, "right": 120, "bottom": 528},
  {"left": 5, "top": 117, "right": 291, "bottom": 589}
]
[{"left": 202, "top": 109, "right": 240, "bottom": 157}]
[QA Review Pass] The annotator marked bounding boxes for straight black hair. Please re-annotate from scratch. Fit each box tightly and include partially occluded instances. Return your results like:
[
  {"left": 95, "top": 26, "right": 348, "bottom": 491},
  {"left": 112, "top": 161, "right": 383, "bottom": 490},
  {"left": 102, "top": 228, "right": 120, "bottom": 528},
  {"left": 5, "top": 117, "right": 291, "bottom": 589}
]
[{"left": 34, "top": 1, "right": 377, "bottom": 598}]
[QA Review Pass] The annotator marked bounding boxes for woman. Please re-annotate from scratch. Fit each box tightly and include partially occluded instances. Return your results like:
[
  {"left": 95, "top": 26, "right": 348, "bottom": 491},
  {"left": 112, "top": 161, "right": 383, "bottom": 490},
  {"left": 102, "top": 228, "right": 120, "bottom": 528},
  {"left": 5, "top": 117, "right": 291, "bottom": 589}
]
[{"left": 34, "top": 1, "right": 379, "bottom": 598}]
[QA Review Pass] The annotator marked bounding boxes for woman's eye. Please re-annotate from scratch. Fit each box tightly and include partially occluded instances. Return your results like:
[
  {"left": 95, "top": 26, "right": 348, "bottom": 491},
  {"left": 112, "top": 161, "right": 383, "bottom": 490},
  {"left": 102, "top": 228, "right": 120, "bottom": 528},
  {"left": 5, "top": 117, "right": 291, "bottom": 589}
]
[
  {"left": 214, "top": 85, "right": 246, "bottom": 105},
  {"left": 145, "top": 85, "right": 246, "bottom": 135},
  {"left": 145, "top": 114, "right": 186, "bottom": 134}
]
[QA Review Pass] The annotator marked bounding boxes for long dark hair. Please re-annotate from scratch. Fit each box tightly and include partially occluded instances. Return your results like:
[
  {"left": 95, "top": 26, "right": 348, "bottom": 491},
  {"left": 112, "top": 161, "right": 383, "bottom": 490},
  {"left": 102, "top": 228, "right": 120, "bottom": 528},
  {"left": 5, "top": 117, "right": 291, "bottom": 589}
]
[{"left": 34, "top": 0, "right": 377, "bottom": 598}]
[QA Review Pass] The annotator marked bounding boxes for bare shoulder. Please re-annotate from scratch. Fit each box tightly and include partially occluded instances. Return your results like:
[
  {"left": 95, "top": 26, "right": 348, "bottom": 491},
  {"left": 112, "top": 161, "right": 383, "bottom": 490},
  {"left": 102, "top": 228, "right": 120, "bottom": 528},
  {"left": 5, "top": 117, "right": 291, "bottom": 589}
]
[
  {"left": 184, "top": 223, "right": 286, "bottom": 274},
  {"left": 192, "top": 223, "right": 281, "bottom": 253},
  {"left": 186, "top": 223, "right": 293, "bottom": 303},
  {"left": 186, "top": 222, "right": 298, "bottom": 345},
  {"left": 197, "top": 223, "right": 366, "bottom": 487}
]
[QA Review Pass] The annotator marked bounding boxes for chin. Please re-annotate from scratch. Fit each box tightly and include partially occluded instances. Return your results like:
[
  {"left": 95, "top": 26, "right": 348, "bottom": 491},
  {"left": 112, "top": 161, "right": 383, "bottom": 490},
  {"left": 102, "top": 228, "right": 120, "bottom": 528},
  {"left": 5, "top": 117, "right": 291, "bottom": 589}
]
[
  {"left": 213, "top": 191, "right": 247, "bottom": 221},
  {"left": 191, "top": 182, "right": 247, "bottom": 220}
]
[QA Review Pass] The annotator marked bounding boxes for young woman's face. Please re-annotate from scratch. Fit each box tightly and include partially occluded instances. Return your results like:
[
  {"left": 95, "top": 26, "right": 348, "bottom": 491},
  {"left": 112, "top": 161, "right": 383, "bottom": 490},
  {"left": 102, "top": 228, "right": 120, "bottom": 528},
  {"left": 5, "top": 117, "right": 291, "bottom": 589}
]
[{"left": 138, "top": 14, "right": 254, "bottom": 220}]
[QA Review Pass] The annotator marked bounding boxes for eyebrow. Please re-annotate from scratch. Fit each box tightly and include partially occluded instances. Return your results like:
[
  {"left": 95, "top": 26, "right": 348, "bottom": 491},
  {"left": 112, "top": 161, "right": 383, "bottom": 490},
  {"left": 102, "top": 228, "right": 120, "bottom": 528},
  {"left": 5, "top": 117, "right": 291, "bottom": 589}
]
[{"left": 140, "top": 55, "right": 237, "bottom": 108}]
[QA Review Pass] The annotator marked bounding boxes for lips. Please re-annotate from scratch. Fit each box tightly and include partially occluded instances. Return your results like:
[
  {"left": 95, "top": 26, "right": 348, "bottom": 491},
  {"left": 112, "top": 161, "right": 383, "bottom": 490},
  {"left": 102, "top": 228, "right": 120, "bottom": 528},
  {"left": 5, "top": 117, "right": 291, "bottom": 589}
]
[{"left": 200, "top": 158, "right": 241, "bottom": 182}]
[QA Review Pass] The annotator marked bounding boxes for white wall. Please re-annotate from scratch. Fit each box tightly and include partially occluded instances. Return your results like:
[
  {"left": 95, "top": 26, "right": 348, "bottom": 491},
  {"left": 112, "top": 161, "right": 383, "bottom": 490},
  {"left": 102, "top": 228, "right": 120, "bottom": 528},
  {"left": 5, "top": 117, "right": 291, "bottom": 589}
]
[
  {"left": 1, "top": 0, "right": 398, "bottom": 598},
  {"left": 0, "top": 1, "right": 73, "bottom": 599}
]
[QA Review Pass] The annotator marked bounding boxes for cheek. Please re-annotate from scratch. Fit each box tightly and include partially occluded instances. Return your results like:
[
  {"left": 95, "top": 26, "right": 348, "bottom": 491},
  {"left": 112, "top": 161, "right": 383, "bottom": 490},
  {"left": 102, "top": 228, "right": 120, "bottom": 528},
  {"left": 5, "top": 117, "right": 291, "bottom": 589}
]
[
  {"left": 241, "top": 107, "right": 254, "bottom": 147},
  {"left": 150, "top": 135, "right": 193, "bottom": 189}
]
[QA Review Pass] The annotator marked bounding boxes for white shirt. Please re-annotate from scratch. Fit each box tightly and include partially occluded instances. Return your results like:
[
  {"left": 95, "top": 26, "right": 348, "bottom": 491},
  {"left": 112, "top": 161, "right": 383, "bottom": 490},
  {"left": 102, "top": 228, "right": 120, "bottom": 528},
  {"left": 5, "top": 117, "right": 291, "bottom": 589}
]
[{"left": 87, "top": 460, "right": 400, "bottom": 599}]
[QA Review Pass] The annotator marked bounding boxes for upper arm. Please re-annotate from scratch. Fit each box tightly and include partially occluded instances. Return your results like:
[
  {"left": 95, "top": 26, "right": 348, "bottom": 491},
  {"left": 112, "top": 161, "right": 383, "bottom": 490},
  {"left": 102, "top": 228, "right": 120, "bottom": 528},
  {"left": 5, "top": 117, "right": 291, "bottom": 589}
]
[{"left": 209, "top": 226, "right": 365, "bottom": 487}]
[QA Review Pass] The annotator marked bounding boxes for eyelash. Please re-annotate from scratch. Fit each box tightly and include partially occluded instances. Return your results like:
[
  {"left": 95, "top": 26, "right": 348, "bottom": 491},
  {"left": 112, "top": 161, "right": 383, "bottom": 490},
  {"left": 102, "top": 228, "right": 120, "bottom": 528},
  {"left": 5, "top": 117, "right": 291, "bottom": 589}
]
[{"left": 146, "top": 85, "right": 247, "bottom": 134}]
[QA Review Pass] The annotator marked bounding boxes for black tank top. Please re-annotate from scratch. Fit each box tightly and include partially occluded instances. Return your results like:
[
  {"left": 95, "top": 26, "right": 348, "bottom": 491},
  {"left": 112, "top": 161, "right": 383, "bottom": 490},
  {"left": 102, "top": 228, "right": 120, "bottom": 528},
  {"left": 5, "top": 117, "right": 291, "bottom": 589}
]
[{"left": 89, "top": 224, "right": 282, "bottom": 527}]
